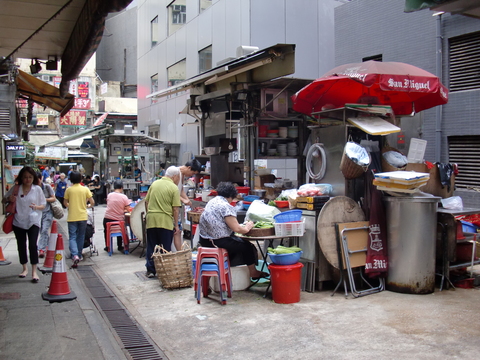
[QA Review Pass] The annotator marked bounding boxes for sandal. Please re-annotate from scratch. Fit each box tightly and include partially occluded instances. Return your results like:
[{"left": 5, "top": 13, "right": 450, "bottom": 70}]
[{"left": 251, "top": 272, "right": 270, "bottom": 280}]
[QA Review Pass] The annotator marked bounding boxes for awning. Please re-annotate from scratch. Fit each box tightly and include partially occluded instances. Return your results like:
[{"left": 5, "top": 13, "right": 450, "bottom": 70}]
[
  {"left": 405, "top": 0, "right": 480, "bottom": 18},
  {"left": 28, "top": 134, "right": 61, "bottom": 146},
  {"left": 67, "top": 151, "right": 95, "bottom": 158},
  {"left": 44, "top": 124, "right": 110, "bottom": 146},
  {"left": 16, "top": 70, "right": 74, "bottom": 116},
  {"left": 104, "top": 133, "right": 163, "bottom": 145}
]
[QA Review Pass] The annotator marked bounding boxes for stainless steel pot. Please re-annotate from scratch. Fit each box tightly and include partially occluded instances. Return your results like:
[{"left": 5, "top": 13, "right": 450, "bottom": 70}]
[
  {"left": 250, "top": 189, "right": 266, "bottom": 198},
  {"left": 187, "top": 188, "right": 196, "bottom": 198}
]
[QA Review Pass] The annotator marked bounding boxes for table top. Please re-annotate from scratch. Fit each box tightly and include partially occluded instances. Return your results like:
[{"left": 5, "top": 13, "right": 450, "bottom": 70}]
[
  {"left": 437, "top": 207, "right": 480, "bottom": 216},
  {"left": 238, "top": 234, "right": 301, "bottom": 241}
]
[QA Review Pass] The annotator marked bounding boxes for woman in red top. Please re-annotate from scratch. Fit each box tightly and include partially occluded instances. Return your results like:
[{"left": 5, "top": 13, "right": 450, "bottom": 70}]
[{"left": 103, "top": 180, "right": 131, "bottom": 252}]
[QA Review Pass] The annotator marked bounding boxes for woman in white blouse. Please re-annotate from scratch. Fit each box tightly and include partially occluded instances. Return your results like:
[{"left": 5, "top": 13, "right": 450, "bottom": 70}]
[{"left": 3, "top": 167, "right": 46, "bottom": 283}]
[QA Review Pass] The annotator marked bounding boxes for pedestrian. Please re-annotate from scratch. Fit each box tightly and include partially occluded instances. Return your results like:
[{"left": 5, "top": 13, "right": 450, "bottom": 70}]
[
  {"left": 103, "top": 180, "right": 131, "bottom": 253},
  {"left": 2, "top": 166, "right": 45, "bottom": 283},
  {"left": 144, "top": 166, "right": 181, "bottom": 278},
  {"left": 158, "top": 163, "right": 166, "bottom": 177},
  {"left": 67, "top": 166, "right": 73, "bottom": 180},
  {"left": 41, "top": 166, "right": 50, "bottom": 183},
  {"left": 134, "top": 165, "right": 142, "bottom": 182},
  {"left": 54, "top": 173, "right": 68, "bottom": 208},
  {"left": 92, "top": 175, "right": 105, "bottom": 205},
  {"left": 36, "top": 172, "right": 56, "bottom": 258},
  {"left": 172, "top": 159, "right": 202, "bottom": 251},
  {"left": 63, "top": 171, "right": 95, "bottom": 267},
  {"left": 53, "top": 171, "right": 60, "bottom": 183}
]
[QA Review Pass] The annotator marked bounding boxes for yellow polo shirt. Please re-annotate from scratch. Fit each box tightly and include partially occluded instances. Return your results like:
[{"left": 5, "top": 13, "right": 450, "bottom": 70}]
[
  {"left": 145, "top": 177, "right": 181, "bottom": 230},
  {"left": 64, "top": 184, "right": 93, "bottom": 222}
]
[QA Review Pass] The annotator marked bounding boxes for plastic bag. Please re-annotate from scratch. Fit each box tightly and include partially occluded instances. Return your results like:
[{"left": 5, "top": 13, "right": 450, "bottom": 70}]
[
  {"left": 28, "top": 210, "right": 40, "bottom": 227},
  {"left": 246, "top": 199, "right": 281, "bottom": 223},
  {"left": 345, "top": 142, "right": 370, "bottom": 166},
  {"left": 297, "top": 183, "right": 333, "bottom": 197},
  {"left": 441, "top": 196, "right": 463, "bottom": 210},
  {"left": 383, "top": 151, "right": 408, "bottom": 168}
]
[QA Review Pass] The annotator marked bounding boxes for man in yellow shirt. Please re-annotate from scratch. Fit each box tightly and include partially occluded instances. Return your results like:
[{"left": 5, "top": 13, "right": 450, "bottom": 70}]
[
  {"left": 144, "top": 166, "right": 181, "bottom": 278},
  {"left": 64, "top": 171, "right": 94, "bottom": 267}
]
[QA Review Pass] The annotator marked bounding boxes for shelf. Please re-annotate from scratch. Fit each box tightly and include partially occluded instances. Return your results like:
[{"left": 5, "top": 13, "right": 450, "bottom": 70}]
[
  {"left": 258, "top": 137, "right": 298, "bottom": 141},
  {"left": 448, "top": 259, "right": 480, "bottom": 270},
  {"left": 257, "top": 156, "right": 300, "bottom": 159}
]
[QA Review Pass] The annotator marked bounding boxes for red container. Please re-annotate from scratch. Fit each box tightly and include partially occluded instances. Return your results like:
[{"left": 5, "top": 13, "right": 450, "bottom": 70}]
[
  {"left": 268, "top": 262, "right": 303, "bottom": 304},
  {"left": 192, "top": 224, "right": 197, "bottom": 235},
  {"left": 236, "top": 186, "right": 250, "bottom": 195},
  {"left": 274, "top": 200, "right": 289, "bottom": 208},
  {"left": 259, "top": 125, "right": 268, "bottom": 137}
]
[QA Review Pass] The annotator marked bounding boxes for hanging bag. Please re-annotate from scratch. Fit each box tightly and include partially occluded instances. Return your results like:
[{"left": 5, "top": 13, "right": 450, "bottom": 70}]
[
  {"left": 3, "top": 185, "right": 19, "bottom": 234},
  {"left": 340, "top": 141, "right": 371, "bottom": 179},
  {"left": 50, "top": 198, "right": 64, "bottom": 219}
]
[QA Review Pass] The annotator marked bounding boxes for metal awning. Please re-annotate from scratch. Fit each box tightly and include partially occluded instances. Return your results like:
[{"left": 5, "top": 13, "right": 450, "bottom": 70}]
[
  {"left": 44, "top": 124, "right": 110, "bottom": 146},
  {"left": 147, "top": 44, "right": 296, "bottom": 99},
  {"left": 103, "top": 132, "right": 163, "bottom": 145},
  {"left": 16, "top": 70, "right": 74, "bottom": 116},
  {"left": 28, "top": 133, "right": 61, "bottom": 146},
  {"left": 405, "top": 0, "right": 480, "bottom": 18}
]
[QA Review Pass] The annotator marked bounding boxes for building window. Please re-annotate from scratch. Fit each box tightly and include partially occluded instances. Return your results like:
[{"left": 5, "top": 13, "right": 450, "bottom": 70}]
[
  {"left": 151, "top": 73, "right": 158, "bottom": 104},
  {"left": 167, "top": 59, "right": 186, "bottom": 87},
  {"left": 363, "top": 54, "right": 382, "bottom": 62},
  {"left": 199, "top": 46, "right": 212, "bottom": 73},
  {"left": 449, "top": 31, "right": 480, "bottom": 92},
  {"left": 168, "top": 1, "right": 186, "bottom": 35},
  {"left": 200, "top": 0, "right": 212, "bottom": 13},
  {"left": 151, "top": 16, "right": 158, "bottom": 47},
  {"left": 448, "top": 135, "right": 480, "bottom": 189}
]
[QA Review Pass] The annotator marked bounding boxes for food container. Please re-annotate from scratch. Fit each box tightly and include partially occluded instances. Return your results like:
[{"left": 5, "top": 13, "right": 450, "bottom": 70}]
[
  {"left": 250, "top": 189, "right": 266, "bottom": 198},
  {"left": 236, "top": 186, "right": 250, "bottom": 195},
  {"left": 274, "top": 219, "right": 305, "bottom": 236},
  {"left": 245, "top": 227, "right": 275, "bottom": 237},
  {"left": 274, "top": 200, "right": 289, "bottom": 208},
  {"left": 268, "top": 251, "right": 303, "bottom": 265}
]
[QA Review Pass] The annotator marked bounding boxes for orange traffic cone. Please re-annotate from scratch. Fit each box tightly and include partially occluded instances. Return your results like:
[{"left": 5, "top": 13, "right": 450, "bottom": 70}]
[
  {"left": 40, "top": 220, "right": 58, "bottom": 273},
  {"left": 0, "top": 246, "right": 11, "bottom": 266},
  {"left": 42, "top": 233, "right": 76, "bottom": 302}
]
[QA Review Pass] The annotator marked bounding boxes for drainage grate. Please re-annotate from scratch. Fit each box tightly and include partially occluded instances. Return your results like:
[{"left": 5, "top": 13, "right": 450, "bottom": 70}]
[{"left": 77, "top": 267, "right": 166, "bottom": 359}]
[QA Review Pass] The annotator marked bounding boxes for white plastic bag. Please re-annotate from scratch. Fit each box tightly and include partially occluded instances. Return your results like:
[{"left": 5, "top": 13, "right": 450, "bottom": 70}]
[
  {"left": 441, "top": 196, "right": 463, "bottom": 210},
  {"left": 246, "top": 199, "right": 280, "bottom": 223},
  {"left": 345, "top": 142, "right": 370, "bottom": 166},
  {"left": 297, "top": 183, "right": 333, "bottom": 197}
]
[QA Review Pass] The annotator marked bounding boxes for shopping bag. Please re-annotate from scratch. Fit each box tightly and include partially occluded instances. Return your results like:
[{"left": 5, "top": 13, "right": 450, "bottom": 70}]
[
  {"left": 2, "top": 213, "right": 14, "bottom": 234},
  {"left": 50, "top": 199, "right": 64, "bottom": 219}
]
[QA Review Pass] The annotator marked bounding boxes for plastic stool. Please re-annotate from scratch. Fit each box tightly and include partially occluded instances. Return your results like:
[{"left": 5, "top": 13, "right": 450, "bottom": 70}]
[
  {"left": 196, "top": 263, "right": 232, "bottom": 305},
  {"left": 106, "top": 221, "right": 129, "bottom": 256},
  {"left": 194, "top": 247, "right": 231, "bottom": 292}
]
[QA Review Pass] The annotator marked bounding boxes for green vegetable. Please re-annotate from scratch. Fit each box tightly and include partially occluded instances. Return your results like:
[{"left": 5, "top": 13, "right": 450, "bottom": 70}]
[
  {"left": 253, "top": 221, "right": 274, "bottom": 229},
  {"left": 268, "top": 200, "right": 276, "bottom": 206},
  {"left": 267, "top": 245, "right": 302, "bottom": 254},
  {"left": 275, "top": 196, "right": 288, "bottom": 201}
]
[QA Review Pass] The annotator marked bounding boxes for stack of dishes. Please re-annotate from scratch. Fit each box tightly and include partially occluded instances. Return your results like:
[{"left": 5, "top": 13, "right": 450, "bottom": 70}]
[
  {"left": 279, "top": 127, "right": 288, "bottom": 138},
  {"left": 267, "top": 129, "right": 279, "bottom": 138},
  {"left": 287, "top": 142, "right": 297, "bottom": 156},
  {"left": 276, "top": 144, "right": 287, "bottom": 157},
  {"left": 287, "top": 126, "right": 298, "bottom": 138},
  {"left": 267, "top": 148, "right": 276, "bottom": 156}
]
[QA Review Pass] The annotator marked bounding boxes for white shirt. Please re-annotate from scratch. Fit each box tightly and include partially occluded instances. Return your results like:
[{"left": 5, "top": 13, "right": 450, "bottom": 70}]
[{"left": 6, "top": 185, "right": 46, "bottom": 229}]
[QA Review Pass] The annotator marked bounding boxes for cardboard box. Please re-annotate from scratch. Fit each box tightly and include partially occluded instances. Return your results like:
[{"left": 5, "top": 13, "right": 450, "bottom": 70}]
[
  {"left": 405, "top": 163, "right": 455, "bottom": 198},
  {"left": 254, "top": 174, "right": 276, "bottom": 189}
]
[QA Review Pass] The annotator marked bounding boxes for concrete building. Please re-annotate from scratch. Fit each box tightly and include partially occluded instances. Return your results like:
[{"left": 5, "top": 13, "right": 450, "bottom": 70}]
[
  {"left": 335, "top": 0, "right": 480, "bottom": 206},
  {"left": 137, "top": 0, "right": 339, "bottom": 174}
]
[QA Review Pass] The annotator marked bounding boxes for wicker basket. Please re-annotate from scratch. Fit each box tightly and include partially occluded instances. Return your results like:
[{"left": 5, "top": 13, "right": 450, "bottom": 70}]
[
  {"left": 381, "top": 146, "right": 407, "bottom": 172},
  {"left": 340, "top": 143, "right": 371, "bottom": 180},
  {"left": 187, "top": 211, "right": 201, "bottom": 223},
  {"left": 152, "top": 242, "right": 193, "bottom": 289},
  {"left": 245, "top": 227, "right": 275, "bottom": 237}
]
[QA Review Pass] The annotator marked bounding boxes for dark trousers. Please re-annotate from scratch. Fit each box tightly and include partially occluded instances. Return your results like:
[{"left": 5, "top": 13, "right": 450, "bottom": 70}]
[
  {"left": 103, "top": 217, "right": 124, "bottom": 249},
  {"left": 56, "top": 195, "right": 66, "bottom": 208},
  {"left": 199, "top": 235, "right": 257, "bottom": 267},
  {"left": 145, "top": 227, "right": 173, "bottom": 274},
  {"left": 13, "top": 224, "right": 40, "bottom": 265}
]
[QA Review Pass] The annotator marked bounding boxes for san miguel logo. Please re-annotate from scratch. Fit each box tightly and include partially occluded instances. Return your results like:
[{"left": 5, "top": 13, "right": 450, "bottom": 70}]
[{"left": 369, "top": 224, "right": 383, "bottom": 252}]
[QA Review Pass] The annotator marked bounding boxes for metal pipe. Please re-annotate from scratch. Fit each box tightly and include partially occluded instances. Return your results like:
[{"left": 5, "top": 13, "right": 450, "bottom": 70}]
[{"left": 435, "top": 14, "right": 443, "bottom": 163}]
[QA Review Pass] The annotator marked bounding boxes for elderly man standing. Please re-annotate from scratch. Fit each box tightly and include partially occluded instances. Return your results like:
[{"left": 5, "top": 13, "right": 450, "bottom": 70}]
[{"left": 144, "top": 166, "right": 181, "bottom": 278}]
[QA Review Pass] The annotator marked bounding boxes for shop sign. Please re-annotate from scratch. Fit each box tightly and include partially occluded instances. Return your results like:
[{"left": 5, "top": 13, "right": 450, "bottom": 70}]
[
  {"left": 6, "top": 144, "right": 26, "bottom": 159},
  {"left": 60, "top": 110, "right": 87, "bottom": 127},
  {"left": 53, "top": 76, "right": 61, "bottom": 88},
  {"left": 74, "top": 98, "right": 91, "bottom": 109},
  {"left": 36, "top": 114, "right": 49, "bottom": 126},
  {"left": 78, "top": 81, "right": 89, "bottom": 98},
  {"left": 35, "top": 146, "right": 68, "bottom": 160}
]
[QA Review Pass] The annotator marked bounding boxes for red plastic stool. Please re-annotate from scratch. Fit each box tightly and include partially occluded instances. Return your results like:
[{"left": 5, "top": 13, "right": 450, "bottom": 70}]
[
  {"left": 106, "top": 221, "right": 129, "bottom": 256},
  {"left": 194, "top": 247, "right": 231, "bottom": 291}
]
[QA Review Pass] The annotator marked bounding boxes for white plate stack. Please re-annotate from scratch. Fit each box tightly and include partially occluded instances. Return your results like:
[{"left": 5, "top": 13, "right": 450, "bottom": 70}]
[
  {"left": 279, "top": 127, "right": 288, "bottom": 138},
  {"left": 287, "top": 142, "right": 297, "bottom": 156},
  {"left": 287, "top": 126, "right": 298, "bottom": 138},
  {"left": 276, "top": 144, "right": 287, "bottom": 157},
  {"left": 267, "top": 148, "right": 276, "bottom": 156}
]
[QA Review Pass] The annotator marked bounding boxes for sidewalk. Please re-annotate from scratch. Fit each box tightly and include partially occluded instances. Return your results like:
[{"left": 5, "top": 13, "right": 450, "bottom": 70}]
[{"left": 2, "top": 205, "right": 480, "bottom": 359}]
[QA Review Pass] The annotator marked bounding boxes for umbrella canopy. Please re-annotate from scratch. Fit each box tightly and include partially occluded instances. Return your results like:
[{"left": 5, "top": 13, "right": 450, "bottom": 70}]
[{"left": 292, "top": 61, "right": 448, "bottom": 116}]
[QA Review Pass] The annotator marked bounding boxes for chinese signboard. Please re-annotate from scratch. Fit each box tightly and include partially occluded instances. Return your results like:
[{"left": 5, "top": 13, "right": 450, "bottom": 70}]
[
  {"left": 36, "top": 114, "right": 49, "bottom": 126},
  {"left": 60, "top": 110, "right": 86, "bottom": 127},
  {"left": 74, "top": 98, "right": 91, "bottom": 109},
  {"left": 78, "top": 81, "right": 89, "bottom": 98}
]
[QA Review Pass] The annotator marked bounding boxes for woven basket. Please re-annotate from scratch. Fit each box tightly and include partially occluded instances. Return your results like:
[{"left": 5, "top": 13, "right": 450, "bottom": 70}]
[
  {"left": 152, "top": 242, "right": 193, "bottom": 289},
  {"left": 381, "top": 146, "right": 407, "bottom": 172},
  {"left": 245, "top": 227, "right": 275, "bottom": 237},
  {"left": 340, "top": 143, "right": 371, "bottom": 180}
]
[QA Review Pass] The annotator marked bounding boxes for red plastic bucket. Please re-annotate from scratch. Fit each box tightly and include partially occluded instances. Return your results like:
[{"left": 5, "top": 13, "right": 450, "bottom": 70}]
[{"left": 268, "top": 262, "right": 303, "bottom": 304}]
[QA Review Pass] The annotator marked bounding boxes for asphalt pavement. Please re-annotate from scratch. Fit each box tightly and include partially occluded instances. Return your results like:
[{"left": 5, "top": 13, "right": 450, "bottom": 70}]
[{"left": 1, "top": 205, "right": 480, "bottom": 360}]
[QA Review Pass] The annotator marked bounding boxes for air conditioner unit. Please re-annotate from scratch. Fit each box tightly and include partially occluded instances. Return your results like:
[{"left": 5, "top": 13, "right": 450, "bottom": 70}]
[{"left": 41, "top": 75, "right": 50, "bottom": 82}]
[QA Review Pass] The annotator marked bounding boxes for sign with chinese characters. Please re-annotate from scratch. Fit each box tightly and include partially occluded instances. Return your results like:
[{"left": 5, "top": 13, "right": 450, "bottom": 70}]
[
  {"left": 60, "top": 110, "right": 87, "bottom": 127},
  {"left": 74, "top": 98, "right": 91, "bottom": 109},
  {"left": 35, "top": 146, "right": 68, "bottom": 160},
  {"left": 101, "top": 82, "right": 108, "bottom": 94},
  {"left": 78, "top": 81, "right": 89, "bottom": 98},
  {"left": 36, "top": 114, "right": 49, "bottom": 126}
]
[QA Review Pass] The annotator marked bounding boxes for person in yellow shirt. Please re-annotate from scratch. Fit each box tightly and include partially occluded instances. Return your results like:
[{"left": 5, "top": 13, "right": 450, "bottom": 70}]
[
  {"left": 64, "top": 171, "right": 94, "bottom": 267},
  {"left": 144, "top": 166, "right": 181, "bottom": 278}
]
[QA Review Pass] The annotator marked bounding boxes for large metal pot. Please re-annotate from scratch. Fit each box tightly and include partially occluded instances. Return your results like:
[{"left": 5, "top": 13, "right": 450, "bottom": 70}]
[{"left": 250, "top": 189, "right": 266, "bottom": 198}]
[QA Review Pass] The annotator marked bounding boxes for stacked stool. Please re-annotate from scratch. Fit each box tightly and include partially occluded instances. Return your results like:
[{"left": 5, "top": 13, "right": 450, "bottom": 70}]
[
  {"left": 194, "top": 247, "right": 232, "bottom": 305},
  {"left": 105, "top": 221, "right": 129, "bottom": 256}
]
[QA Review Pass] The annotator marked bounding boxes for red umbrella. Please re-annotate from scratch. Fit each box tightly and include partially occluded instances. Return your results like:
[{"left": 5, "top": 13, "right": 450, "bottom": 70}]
[{"left": 291, "top": 61, "right": 448, "bottom": 116}]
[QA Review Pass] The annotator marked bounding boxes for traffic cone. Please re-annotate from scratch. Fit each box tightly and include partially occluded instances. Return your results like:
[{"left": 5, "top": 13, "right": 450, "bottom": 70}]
[
  {"left": 40, "top": 220, "right": 58, "bottom": 273},
  {"left": 42, "top": 233, "right": 76, "bottom": 302},
  {"left": 0, "top": 246, "right": 11, "bottom": 266}
]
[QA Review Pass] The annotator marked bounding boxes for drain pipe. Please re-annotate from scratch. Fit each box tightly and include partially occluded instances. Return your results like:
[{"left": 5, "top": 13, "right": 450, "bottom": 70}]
[{"left": 434, "top": 12, "right": 443, "bottom": 163}]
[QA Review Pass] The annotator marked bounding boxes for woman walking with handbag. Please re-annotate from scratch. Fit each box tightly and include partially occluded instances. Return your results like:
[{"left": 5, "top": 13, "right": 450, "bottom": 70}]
[
  {"left": 2, "top": 167, "right": 46, "bottom": 283},
  {"left": 36, "top": 172, "right": 56, "bottom": 258}
]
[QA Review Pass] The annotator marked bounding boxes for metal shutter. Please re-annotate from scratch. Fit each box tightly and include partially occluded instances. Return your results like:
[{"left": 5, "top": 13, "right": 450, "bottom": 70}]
[
  {"left": 448, "top": 135, "right": 480, "bottom": 189},
  {"left": 0, "top": 108, "right": 10, "bottom": 128},
  {"left": 449, "top": 31, "right": 480, "bottom": 92}
]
